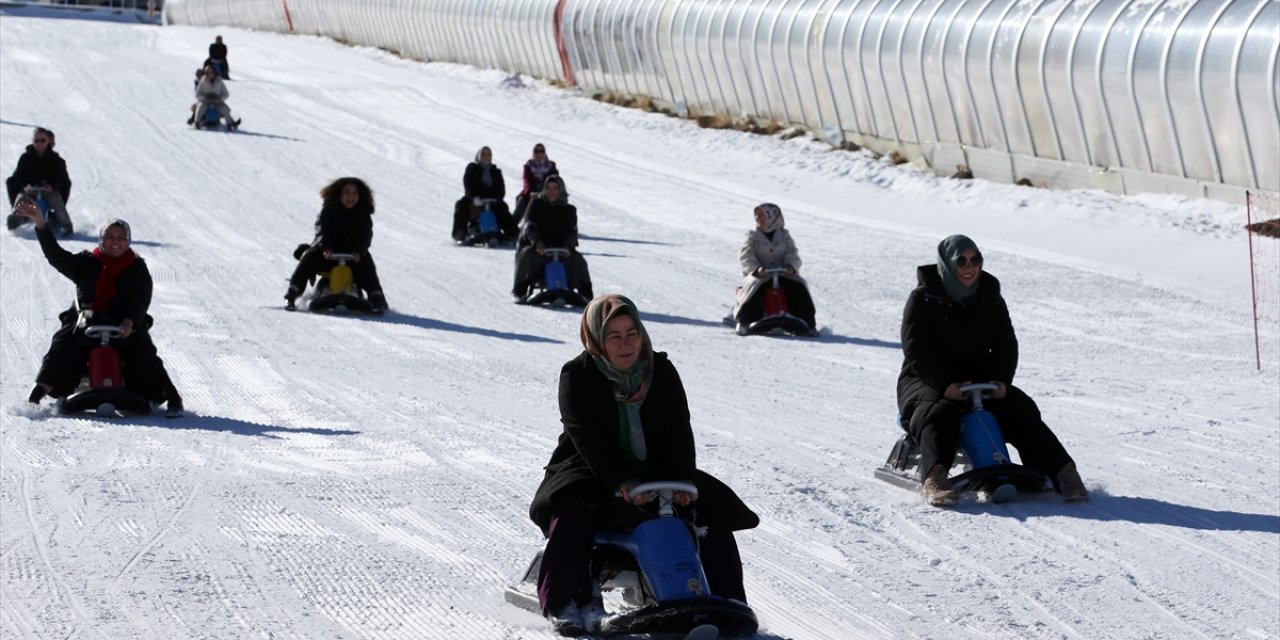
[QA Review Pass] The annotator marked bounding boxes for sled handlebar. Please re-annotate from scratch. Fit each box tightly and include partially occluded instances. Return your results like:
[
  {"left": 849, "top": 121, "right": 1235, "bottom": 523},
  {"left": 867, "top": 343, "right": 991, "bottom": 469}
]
[
  {"left": 84, "top": 325, "right": 122, "bottom": 344},
  {"left": 543, "top": 247, "right": 570, "bottom": 260},
  {"left": 628, "top": 481, "right": 700, "bottom": 517},
  {"left": 763, "top": 266, "right": 789, "bottom": 287},
  {"left": 327, "top": 252, "right": 356, "bottom": 264},
  {"left": 958, "top": 382, "right": 999, "bottom": 410}
]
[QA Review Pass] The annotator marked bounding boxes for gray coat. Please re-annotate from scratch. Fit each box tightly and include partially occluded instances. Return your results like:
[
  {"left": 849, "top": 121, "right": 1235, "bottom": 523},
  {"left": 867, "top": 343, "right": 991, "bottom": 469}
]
[
  {"left": 195, "top": 76, "right": 229, "bottom": 103},
  {"left": 732, "top": 227, "right": 805, "bottom": 317}
]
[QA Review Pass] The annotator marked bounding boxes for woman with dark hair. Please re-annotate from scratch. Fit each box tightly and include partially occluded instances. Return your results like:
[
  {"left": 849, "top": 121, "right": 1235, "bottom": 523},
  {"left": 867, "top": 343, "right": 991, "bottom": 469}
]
[
  {"left": 529, "top": 294, "right": 758, "bottom": 635},
  {"left": 514, "top": 143, "right": 558, "bottom": 222},
  {"left": 452, "top": 146, "right": 518, "bottom": 243},
  {"left": 897, "top": 234, "right": 1088, "bottom": 506},
  {"left": 285, "top": 177, "right": 387, "bottom": 313},
  {"left": 6, "top": 127, "right": 74, "bottom": 235},
  {"left": 14, "top": 200, "right": 183, "bottom": 416}
]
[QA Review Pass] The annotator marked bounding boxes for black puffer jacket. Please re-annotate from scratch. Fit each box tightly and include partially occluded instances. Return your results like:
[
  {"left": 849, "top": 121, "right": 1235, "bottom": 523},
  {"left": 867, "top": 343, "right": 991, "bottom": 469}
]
[
  {"left": 311, "top": 202, "right": 373, "bottom": 254},
  {"left": 897, "top": 265, "right": 1017, "bottom": 409},
  {"left": 520, "top": 198, "right": 578, "bottom": 249},
  {"left": 36, "top": 225, "right": 152, "bottom": 328},
  {"left": 462, "top": 162, "right": 506, "bottom": 201},
  {"left": 530, "top": 351, "right": 759, "bottom": 536},
  {"left": 8, "top": 145, "right": 72, "bottom": 202}
]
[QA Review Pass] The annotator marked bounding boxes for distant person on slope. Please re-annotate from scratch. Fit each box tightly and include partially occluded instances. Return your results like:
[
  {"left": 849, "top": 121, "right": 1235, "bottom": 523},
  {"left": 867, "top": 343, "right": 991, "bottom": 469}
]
[
  {"left": 514, "top": 143, "right": 558, "bottom": 223},
  {"left": 285, "top": 177, "right": 388, "bottom": 313},
  {"left": 193, "top": 64, "right": 240, "bottom": 130},
  {"left": 529, "top": 294, "right": 759, "bottom": 635},
  {"left": 204, "top": 35, "right": 230, "bottom": 79},
  {"left": 452, "top": 146, "right": 518, "bottom": 243},
  {"left": 15, "top": 202, "right": 184, "bottom": 416},
  {"left": 897, "top": 234, "right": 1088, "bottom": 507},
  {"left": 730, "top": 203, "right": 817, "bottom": 335},
  {"left": 512, "top": 175, "right": 592, "bottom": 302},
  {"left": 6, "top": 127, "right": 74, "bottom": 236}
]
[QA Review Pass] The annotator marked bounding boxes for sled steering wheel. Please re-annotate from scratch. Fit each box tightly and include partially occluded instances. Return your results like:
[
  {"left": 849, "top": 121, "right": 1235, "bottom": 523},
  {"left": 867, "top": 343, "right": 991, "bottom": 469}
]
[
  {"left": 84, "top": 325, "right": 122, "bottom": 345},
  {"left": 629, "top": 481, "right": 700, "bottom": 517},
  {"left": 327, "top": 252, "right": 356, "bottom": 264},
  {"left": 543, "top": 247, "right": 570, "bottom": 260},
  {"left": 958, "top": 382, "right": 999, "bottom": 410}
]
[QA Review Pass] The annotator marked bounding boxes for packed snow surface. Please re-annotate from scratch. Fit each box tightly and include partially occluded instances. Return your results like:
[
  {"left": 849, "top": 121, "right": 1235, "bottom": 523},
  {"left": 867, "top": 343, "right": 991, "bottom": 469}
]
[{"left": 1, "top": 8, "right": 1277, "bottom": 640}]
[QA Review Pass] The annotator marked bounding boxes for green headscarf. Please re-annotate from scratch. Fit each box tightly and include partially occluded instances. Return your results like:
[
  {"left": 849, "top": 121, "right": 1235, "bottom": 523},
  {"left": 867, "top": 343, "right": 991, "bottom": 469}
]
[{"left": 936, "top": 234, "right": 982, "bottom": 302}]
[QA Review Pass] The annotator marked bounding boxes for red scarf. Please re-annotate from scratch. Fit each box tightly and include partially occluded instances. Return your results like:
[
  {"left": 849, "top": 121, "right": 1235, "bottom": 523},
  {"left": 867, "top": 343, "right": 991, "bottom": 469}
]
[{"left": 91, "top": 248, "right": 137, "bottom": 311}]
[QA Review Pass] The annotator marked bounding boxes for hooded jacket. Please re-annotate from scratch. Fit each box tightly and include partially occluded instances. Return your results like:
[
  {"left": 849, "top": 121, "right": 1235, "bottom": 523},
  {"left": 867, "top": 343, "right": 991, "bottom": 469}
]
[{"left": 897, "top": 264, "right": 1018, "bottom": 400}]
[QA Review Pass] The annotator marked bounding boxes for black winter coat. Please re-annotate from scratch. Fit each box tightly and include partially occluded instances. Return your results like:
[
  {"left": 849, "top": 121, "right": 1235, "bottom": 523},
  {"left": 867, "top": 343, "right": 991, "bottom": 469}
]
[
  {"left": 897, "top": 265, "right": 1018, "bottom": 410},
  {"left": 520, "top": 198, "right": 578, "bottom": 249},
  {"left": 310, "top": 202, "right": 374, "bottom": 254},
  {"left": 530, "top": 351, "right": 759, "bottom": 535},
  {"left": 209, "top": 42, "right": 228, "bottom": 61},
  {"left": 9, "top": 146, "right": 72, "bottom": 202},
  {"left": 36, "top": 225, "right": 152, "bottom": 328},
  {"left": 462, "top": 162, "right": 506, "bottom": 201}
]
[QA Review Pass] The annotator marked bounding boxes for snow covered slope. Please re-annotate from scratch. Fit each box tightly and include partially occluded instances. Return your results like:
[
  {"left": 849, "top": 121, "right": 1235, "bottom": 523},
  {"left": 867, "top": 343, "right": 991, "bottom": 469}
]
[{"left": 1, "top": 9, "right": 1276, "bottom": 640}]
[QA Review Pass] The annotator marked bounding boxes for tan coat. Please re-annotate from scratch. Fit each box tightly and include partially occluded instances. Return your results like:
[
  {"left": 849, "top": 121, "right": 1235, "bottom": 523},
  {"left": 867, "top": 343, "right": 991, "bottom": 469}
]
[{"left": 732, "top": 228, "right": 806, "bottom": 316}]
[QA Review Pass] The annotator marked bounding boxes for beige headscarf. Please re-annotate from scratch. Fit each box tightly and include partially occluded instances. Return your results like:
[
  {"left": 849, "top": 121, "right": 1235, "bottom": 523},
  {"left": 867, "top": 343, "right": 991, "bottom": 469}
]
[{"left": 580, "top": 294, "right": 655, "bottom": 460}]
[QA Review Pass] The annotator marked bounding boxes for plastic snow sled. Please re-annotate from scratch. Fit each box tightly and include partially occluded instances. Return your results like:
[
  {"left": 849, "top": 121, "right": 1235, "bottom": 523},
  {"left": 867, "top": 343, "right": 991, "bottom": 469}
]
[
  {"left": 59, "top": 325, "right": 151, "bottom": 417},
  {"left": 308, "top": 253, "right": 375, "bottom": 314},
  {"left": 504, "top": 482, "right": 758, "bottom": 637},
  {"left": 458, "top": 198, "right": 507, "bottom": 247},
  {"left": 738, "top": 268, "right": 813, "bottom": 337},
  {"left": 874, "top": 383, "right": 1047, "bottom": 502},
  {"left": 7, "top": 185, "right": 70, "bottom": 235},
  {"left": 522, "top": 247, "right": 589, "bottom": 307}
]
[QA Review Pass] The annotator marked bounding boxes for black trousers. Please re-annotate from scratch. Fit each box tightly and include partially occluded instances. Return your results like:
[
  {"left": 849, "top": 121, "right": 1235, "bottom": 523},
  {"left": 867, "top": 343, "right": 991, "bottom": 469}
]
[
  {"left": 289, "top": 248, "right": 384, "bottom": 296},
  {"left": 36, "top": 318, "right": 178, "bottom": 402},
  {"left": 537, "top": 505, "right": 746, "bottom": 613},
  {"left": 513, "top": 246, "right": 592, "bottom": 296},
  {"left": 902, "top": 382, "right": 1073, "bottom": 484},
  {"left": 452, "top": 197, "right": 517, "bottom": 241},
  {"left": 735, "top": 278, "right": 817, "bottom": 328}
]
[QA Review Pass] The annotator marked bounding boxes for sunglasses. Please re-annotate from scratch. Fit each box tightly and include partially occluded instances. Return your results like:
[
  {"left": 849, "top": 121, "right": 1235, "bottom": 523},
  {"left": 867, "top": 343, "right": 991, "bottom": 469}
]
[
  {"left": 33, "top": 138, "right": 48, "bottom": 143},
  {"left": 955, "top": 255, "right": 983, "bottom": 268}
]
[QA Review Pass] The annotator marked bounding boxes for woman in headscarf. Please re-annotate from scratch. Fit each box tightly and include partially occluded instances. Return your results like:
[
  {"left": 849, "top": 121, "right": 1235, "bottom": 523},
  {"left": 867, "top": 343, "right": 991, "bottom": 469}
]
[
  {"left": 512, "top": 175, "right": 592, "bottom": 302},
  {"left": 452, "top": 146, "right": 517, "bottom": 242},
  {"left": 897, "top": 234, "right": 1088, "bottom": 506},
  {"left": 731, "top": 203, "right": 817, "bottom": 335},
  {"left": 529, "top": 294, "right": 758, "bottom": 635},
  {"left": 514, "top": 143, "right": 559, "bottom": 222},
  {"left": 14, "top": 201, "right": 183, "bottom": 416}
]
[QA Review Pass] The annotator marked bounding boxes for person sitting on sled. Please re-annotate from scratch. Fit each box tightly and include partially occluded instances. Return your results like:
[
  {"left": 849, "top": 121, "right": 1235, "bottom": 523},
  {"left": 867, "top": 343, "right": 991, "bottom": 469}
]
[
  {"left": 6, "top": 127, "right": 74, "bottom": 235},
  {"left": 514, "top": 143, "right": 558, "bottom": 222},
  {"left": 285, "top": 177, "right": 388, "bottom": 313},
  {"left": 193, "top": 64, "right": 240, "bottom": 130},
  {"left": 897, "top": 234, "right": 1088, "bottom": 506},
  {"left": 730, "top": 203, "right": 817, "bottom": 335},
  {"left": 512, "top": 175, "right": 593, "bottom": 302},
  {"left": 528, "top": 294, "right": 759, "bottom": 635},
  {"left": 451, "top": 146, "right": 518, "bottom": 242},
  {"left": 16, "top": 202, "right": 183, "bottom": 416}
]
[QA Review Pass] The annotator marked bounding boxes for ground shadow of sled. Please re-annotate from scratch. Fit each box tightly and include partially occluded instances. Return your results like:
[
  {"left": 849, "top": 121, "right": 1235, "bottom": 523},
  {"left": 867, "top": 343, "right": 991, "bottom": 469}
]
[
  {"left": 965, "top": 490, "right": 1280, "bottom": 534},
  {"left": 364, "top": 311, "right": 565, "bottom": 344},
  {"left": 37, "top": 410, "right": 360, "bottom": 440}
]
